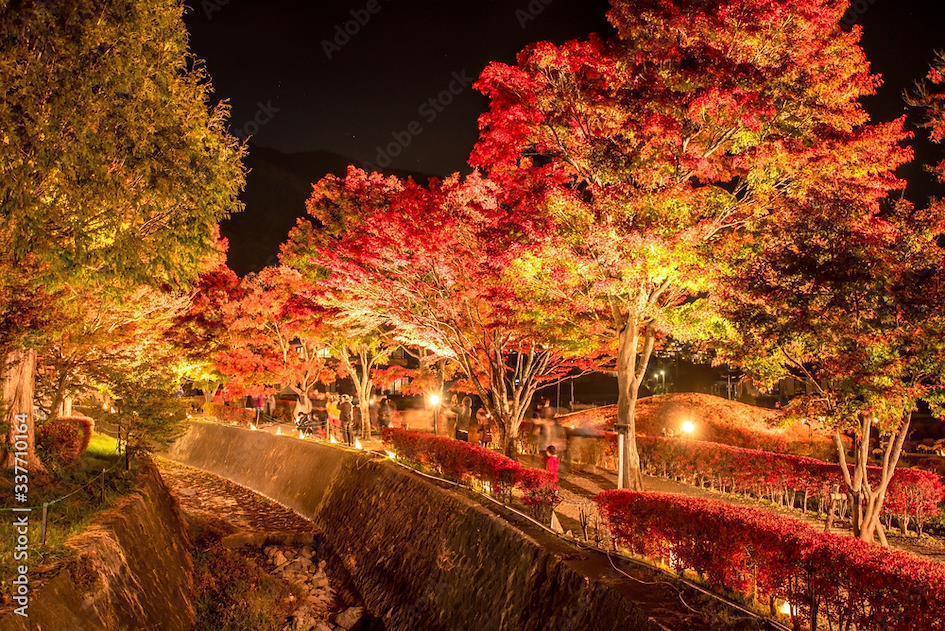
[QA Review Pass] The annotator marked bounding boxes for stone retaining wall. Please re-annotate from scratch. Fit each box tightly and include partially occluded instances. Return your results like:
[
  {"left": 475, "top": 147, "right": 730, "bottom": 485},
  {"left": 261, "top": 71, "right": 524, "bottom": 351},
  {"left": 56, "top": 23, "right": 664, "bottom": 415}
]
[
  {"left": 0, "top": 461, "right": 194, "bottom": 631},
  {"left": 167, "top": 421, "right": 657, "bottom": 631}
]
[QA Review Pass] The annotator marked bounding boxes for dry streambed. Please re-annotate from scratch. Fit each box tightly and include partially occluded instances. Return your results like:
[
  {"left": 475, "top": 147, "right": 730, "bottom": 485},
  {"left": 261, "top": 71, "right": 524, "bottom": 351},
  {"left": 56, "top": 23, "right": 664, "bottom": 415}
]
[{"left": 157, "top": 458, "right": 378, "bottom": 631}]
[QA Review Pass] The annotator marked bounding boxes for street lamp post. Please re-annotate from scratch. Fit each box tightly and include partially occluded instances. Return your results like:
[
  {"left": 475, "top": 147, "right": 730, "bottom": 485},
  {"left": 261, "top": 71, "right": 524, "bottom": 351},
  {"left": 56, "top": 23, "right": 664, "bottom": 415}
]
[{"left": 429, "top": 392, "right": 442, "bottom": 435}]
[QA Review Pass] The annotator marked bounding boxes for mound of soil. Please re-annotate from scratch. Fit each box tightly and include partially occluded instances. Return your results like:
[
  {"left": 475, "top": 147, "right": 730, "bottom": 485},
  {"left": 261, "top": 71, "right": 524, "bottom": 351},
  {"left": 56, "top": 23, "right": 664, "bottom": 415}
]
[{"left": 562, "top": 393, "right": 835, "bottom": 459}]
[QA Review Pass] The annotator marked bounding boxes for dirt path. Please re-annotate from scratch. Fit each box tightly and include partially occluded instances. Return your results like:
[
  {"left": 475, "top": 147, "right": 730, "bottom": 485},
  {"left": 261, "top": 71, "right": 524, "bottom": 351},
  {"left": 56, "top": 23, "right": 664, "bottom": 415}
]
[{"left": 526, "top": 456, "right": 945, "bottom": 562}]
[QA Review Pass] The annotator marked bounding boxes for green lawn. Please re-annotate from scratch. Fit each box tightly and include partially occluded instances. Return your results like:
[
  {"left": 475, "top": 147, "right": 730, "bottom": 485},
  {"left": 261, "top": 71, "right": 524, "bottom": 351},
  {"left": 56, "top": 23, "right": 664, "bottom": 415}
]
[{"left": 0, "top": 433, "right": 135, "bottom": 607}]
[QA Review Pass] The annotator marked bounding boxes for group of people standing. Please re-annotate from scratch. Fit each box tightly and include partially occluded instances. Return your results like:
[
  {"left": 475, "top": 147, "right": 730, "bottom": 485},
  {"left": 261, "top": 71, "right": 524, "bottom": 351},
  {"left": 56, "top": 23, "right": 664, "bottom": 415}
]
[
  {"left": 444, "top": 395, "right": 492, "bottom": 447},
  {"left": 444, "top": 395, "right": 564, "bottom": 480},
  {"left": 294, "top": 390, "right": 395, "bottom": 446}
]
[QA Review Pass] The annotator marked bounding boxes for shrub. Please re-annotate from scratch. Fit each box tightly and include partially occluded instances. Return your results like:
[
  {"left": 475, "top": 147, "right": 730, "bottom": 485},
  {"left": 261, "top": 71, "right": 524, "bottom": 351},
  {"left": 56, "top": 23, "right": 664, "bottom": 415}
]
[
  {"left": 596, "top": 433, "right": 945, "bottom": 531},
  {"left": 596, "top": 490, "right": 945, "bottom": 631},
  {"left": 205, "top": 403, "right": 256, "bottom": 426},
  {"left": 36, "top": 416, "right": 94, "bottom": 466},
  {"left": 383, "top": 428, "right": 559, "bottom": 514}
]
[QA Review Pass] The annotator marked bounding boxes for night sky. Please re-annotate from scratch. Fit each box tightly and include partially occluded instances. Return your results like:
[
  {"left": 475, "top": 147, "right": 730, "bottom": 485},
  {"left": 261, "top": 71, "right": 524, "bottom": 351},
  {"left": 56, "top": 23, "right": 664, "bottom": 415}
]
[{"left": 185, "top": 0, "right": 945, "bottom": 271}]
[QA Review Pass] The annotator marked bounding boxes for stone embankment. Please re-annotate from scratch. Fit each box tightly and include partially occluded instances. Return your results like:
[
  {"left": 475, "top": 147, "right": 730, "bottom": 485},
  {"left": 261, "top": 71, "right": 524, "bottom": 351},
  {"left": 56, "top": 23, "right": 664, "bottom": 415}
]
[
  {"left": 0, "top": 461, "right": 194, "bottom": 631},
  {"left": 166, "top": 421, "right": 689, "bottom": 630}
]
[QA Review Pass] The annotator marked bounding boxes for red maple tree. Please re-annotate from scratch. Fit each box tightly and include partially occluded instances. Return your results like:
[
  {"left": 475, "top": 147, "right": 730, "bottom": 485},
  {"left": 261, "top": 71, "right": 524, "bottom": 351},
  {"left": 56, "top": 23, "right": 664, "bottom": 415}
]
[
  {"left": 470, "top": 0, "right": 910, "bottom": 488},
  {"left": 283, "top": 167, "right": 577, "bottom": 453},
  {"left": 169, "top": 261, "right": 242, "bottom": 406},
  {"left": 717, "top": 55, "right": 945, "bottom": 542},
  {"left": 214, "top": 266, "right": 335, "bottom": 406}
]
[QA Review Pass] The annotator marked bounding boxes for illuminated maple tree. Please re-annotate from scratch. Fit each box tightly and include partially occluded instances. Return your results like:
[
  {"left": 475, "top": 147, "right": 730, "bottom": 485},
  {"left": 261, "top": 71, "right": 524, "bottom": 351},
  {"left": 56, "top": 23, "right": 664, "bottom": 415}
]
[
  {"left": 471, "top": 0, "right": 910, "bottom": 488},
  {"left": 717, "top": 54, "right": 945, "bottom": 543},
  {"left": 284, "top": 168, "right": 578, "bottom": 453},
  {"left": 215, "top": 267, "right": 335, "bottom": 407},
  {"left": 168, "top": 261, "right": 243, "bottom": 407},
  {"left": 35, "top": 286, "right": 190, "bottom": 421}
]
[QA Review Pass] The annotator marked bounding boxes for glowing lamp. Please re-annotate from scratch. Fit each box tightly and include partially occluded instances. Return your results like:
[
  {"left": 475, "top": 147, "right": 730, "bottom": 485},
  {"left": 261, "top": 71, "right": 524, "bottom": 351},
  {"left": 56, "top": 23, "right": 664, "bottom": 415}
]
[
  {"left": 778, "top": 601, "right": 793, "bottom": 616},
  {"left": 298, "top": 430, "right": 307, "bottom": 440},
  {"left": 428, "top": 393, "right": 442, "bottom": 407},
  {"left": 329, "top": 434, "right": 339, "bottom": 445},
  {"left": 275, "top": 427, "right": 283, "bottom": 436},
  {"left": 354, "top": 437, "right": 363, "bottom": 450},
  {"left": 681, "top": 420, "right": 696, "bottom": 436},
  {"left": 250, "top": 424, "right": 258, "bottom": 431},
  {"left": 385, "top": 450, "right": 397, "bottom": 460}
]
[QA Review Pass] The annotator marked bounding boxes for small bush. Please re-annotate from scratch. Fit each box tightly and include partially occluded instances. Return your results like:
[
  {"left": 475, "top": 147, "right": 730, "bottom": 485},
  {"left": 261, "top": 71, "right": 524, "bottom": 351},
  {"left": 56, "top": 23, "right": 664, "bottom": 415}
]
[
  {"left": 189, "top": 516, "right": 295, "bottom": 631},
  {"left": 36, "top": 416, "right": 94, "bottom": 467}
]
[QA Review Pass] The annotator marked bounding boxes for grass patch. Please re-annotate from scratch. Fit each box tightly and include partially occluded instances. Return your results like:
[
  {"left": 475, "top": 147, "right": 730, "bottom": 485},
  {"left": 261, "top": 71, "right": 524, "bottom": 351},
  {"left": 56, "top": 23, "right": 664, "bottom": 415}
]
[
  {"left": 189, "top": 515, "right": 296, "bottom": 631},
  {"left": 0, "top": 433, "right": 136, "bottom": 607}
]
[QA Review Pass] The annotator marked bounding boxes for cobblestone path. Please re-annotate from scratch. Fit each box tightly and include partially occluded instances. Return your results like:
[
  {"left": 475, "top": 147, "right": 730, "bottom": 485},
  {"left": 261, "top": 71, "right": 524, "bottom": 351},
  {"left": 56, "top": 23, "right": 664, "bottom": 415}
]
[{"left": 157, "top": 457, "right": 313, "bottom": 532}]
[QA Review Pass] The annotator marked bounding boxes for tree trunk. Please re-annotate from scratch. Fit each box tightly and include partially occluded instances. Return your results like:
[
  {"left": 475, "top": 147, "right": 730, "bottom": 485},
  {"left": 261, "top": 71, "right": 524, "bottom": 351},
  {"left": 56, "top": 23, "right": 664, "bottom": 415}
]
[
  {"left": 835, "top": 413, "right": 910, "bottom": 546},
  {"left": 503, "top": 419, "right": 519, "bottom": 458},
  {"left": 59, "top": 395, "right": 73, "bottom": 418},
  {"left": 3, "top": 348, "right": 44, "bottom": 472},
  {"left": 46, "top": 366, "right": 72, "bottom": 424},
  {"left": 359, "top": 399, "right": 371, "bottom": 438},
  {"left": 616, "top": 324, "right": 646, "bottom": 491}
]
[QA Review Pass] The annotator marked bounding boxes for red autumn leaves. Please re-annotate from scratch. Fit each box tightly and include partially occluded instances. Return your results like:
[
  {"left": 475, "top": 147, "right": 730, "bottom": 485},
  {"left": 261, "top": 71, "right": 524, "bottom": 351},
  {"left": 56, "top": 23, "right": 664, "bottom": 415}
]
[
  {"left": 383, "top": 428, "right": 559, "bottom": 511},
  {"left": 596, "top": 490, "right": 945, "bottom": 631}
]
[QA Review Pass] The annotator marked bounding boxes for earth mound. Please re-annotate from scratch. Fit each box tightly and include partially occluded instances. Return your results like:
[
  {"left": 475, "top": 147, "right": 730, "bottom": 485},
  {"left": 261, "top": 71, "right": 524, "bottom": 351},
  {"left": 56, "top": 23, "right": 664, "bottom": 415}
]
[{"left": 562, "top": 393, "right": 835, "bottom": 459}]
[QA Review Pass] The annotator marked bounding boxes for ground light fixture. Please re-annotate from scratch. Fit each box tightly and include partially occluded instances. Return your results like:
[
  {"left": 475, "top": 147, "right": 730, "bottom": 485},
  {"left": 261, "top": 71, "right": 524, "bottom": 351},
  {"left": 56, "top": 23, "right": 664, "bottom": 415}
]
[
  {"left": 680, "top": 419, "right": 697, "bottom": 436},
  {"left": 428, "top": 392, "right": 442, "bottom": 407}
]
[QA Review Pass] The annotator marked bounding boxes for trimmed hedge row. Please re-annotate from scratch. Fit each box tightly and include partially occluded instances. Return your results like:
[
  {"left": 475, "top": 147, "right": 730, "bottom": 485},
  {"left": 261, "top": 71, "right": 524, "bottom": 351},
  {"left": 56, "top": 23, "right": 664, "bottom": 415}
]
[
  {"left": 383, "top": 428, "right": 559, "bottom": 513},
  {"left": 596, "top": 490, "right": 945, "bottom": 631},
  {"left": 601, "top": 434, "right": 945, "bottom": 531}
]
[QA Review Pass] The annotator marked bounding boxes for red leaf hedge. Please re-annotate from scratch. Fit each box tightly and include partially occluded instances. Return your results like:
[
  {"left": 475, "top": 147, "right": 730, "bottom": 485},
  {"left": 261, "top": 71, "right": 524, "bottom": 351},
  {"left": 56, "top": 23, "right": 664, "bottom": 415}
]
[
  {"left": 596, "top": 490, "right": 945, "bottom": 631},
  {"left": 383, "top": 428, "right": 559, "bottom": 511},
  {"left": 601, "top": 434, "right": 944, "bottom": 529},
  {"left": 36, "top": 416, "right": 94, "bottom": 466}
]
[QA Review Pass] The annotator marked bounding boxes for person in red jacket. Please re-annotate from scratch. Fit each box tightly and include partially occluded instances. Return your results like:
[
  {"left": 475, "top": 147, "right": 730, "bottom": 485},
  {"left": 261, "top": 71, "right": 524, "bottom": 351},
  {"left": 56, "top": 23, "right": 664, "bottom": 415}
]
[{"left": 544, "top": 445, "right": 560, "bottom": 482}]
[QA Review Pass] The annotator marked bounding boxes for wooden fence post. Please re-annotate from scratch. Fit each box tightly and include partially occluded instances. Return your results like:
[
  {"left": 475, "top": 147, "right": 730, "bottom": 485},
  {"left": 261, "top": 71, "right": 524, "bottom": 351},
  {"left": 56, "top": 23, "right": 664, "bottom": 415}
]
[{"left": 41, "top": 502, "right": 49, "bottom": 546}]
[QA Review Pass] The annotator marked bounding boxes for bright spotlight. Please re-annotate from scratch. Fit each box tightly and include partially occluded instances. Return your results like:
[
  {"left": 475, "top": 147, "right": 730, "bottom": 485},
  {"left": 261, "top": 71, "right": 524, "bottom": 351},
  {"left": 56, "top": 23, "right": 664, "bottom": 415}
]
[
  {"left": 681, "top": 420, "right": 696, "bottom": 436},
  {"left": 428, "top": 393, "right": 442, "bottom": 407}
]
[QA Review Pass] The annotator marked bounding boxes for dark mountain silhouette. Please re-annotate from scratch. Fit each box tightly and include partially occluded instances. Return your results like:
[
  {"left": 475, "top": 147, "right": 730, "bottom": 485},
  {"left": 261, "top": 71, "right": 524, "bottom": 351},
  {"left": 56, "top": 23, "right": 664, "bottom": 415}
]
[{"left": 223, "top": 145, "right": 432, "bottom": 275}]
